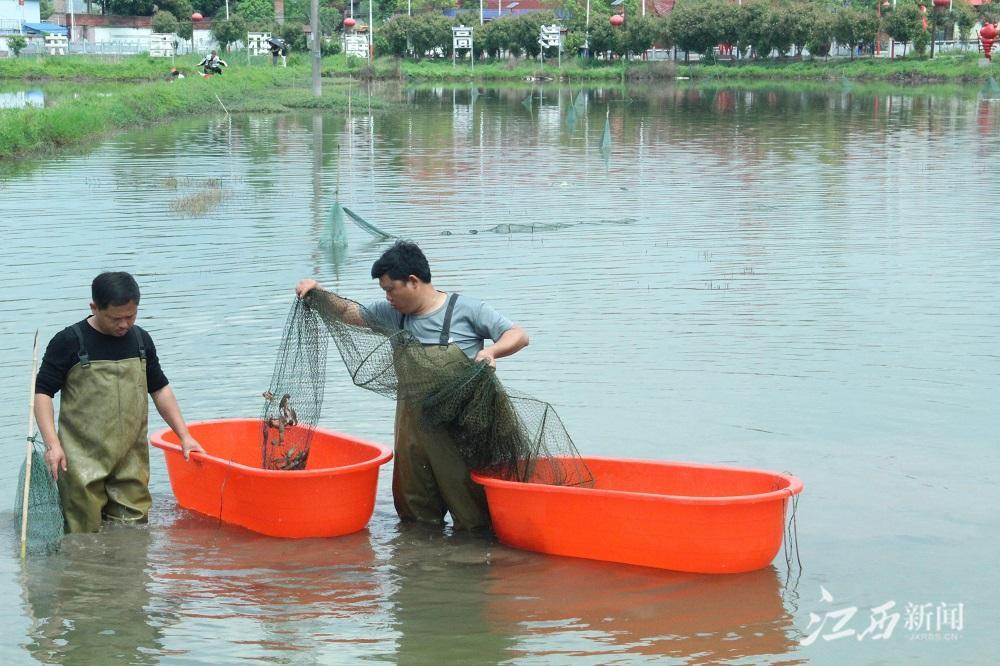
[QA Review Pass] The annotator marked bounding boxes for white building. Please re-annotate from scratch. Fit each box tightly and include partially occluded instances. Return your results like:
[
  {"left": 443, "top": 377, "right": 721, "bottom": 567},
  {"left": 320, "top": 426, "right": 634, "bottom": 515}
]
[{"left": 0, "top": 0, "right": 42, "bottom": 29}]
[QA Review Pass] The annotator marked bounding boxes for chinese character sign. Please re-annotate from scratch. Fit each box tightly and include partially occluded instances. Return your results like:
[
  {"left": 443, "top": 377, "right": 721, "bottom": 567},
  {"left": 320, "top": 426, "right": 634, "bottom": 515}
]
[{"left": 800, "top": 587, "right": 965, "bottom": 646}]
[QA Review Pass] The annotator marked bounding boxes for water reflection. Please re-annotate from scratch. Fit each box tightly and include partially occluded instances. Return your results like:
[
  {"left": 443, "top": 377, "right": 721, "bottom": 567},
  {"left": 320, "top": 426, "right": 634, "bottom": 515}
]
[
  {"left": 381, "top": 525, "right": 517, "bottom": 664},
  {"left": 146, "top": 511, "right": 383, "bottom": 660},
  {"left": 487, "top": 555, "right": 795, "bottom": 663},
  {"left": 20, "top": 528, "right": 161, "bottom": 665},
  {"left": 0, "top": 90, "right": 44, "bottom": 109}
]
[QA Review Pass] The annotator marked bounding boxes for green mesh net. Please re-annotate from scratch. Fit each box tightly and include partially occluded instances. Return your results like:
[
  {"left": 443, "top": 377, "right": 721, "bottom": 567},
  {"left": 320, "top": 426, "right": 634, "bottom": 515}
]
[
  {"left": 291, "top": 290, "right": 593, "bottom": 486},
  {"left": 14, "top": 437, "right": 64, "bottom": 556},
  {"left": 261, "top": 299, "right": 328, "bottom": 470}
]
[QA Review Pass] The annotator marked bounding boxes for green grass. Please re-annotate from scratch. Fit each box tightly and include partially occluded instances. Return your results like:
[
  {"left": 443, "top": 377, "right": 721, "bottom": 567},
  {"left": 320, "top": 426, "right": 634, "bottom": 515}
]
[
  {"left": 0, "top": 64, "right": 358, "bottom": 159},
  {"left": 0, "top": 53, "right": 314, "bottom": 81},
  {"left": 317, "top": 52, "right": 999, "bottom": 85},
  {"left": 4, "top": 50, "right": 996, "bottom": 86},
  {"left": 681, "top": 52, "right": 996, "bottom": 83}
]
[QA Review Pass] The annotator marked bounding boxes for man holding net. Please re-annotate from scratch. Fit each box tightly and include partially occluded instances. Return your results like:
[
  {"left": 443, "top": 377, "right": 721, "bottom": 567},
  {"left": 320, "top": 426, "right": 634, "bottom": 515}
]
[
  {"left": 34, "top": 272, "right": 204, "bottom": 533},
  {"left": 296, "top": 241, "right": 529, "bottom": 531}
]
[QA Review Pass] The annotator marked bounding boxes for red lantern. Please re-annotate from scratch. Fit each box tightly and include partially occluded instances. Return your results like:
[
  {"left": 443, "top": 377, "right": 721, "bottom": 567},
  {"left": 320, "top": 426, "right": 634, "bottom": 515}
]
[
  {"left": 932, "top": 0, "right": 948, "bottom": 6},
  {"left": 191, "top": 11, "right": 203, "bottom": 22},
  {"left": 610, "top": 14, "right": 624, "bottom": 27},
  {"left": 981, "top": 23, "right": 998, "bottom": 60},
  {"left": 344, "top": 17, "right": 356, "bottom": 29}
]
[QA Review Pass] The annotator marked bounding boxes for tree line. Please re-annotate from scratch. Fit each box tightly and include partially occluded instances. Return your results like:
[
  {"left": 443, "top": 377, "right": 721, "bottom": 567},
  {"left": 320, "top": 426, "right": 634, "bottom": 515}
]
[{"left": 145, "top": 0, "right": 991, "bottom": 59}]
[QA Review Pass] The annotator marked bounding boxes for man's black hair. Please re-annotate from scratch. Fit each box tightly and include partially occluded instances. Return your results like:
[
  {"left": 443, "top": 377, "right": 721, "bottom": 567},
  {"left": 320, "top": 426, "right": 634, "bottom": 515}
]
[
  {"left": 370, "top": 241, "right": 432, "bottom": 283},
  {"left": 92, "top": 272, "right": 141, "bottom": 310}
]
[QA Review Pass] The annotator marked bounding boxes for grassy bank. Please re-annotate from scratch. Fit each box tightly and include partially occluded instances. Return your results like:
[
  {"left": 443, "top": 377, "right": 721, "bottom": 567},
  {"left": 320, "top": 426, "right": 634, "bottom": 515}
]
[
  {"left": 317, "top": 52, "right": 1000, "bottom": 84},
  {"left": 0, "top": 63, "right": 372, "bottom": 159},
  {"left": 681, "top": 52, "right": 997, "bottom": 83},
  {"left": 4, "top": 51, "right": 996, "bottom": 86}
]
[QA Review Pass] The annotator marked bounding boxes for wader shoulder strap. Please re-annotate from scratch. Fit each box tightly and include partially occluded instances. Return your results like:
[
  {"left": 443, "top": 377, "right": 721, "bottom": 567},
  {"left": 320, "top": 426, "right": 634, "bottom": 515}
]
[
  {"left": 397, "top": 293, "right": 459, "bottom": 345},
  {"left": 132, "top": 326, "right": 147, "bottom": 360},
  {"left": 71, "top": 324, "right": 90, "bottom": 367},
  {"left": 439, "top": 293, "right": 459, "bottom": 347}
]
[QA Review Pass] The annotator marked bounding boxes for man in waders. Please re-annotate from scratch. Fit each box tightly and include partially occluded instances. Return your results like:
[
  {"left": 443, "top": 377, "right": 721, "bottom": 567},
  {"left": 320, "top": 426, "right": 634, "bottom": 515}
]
[
  {"left": 34, "top": 272, "right": 204, "bottom": 533},
  {"left": 296, "top": 241, "right": 529, "bottom": 531}
]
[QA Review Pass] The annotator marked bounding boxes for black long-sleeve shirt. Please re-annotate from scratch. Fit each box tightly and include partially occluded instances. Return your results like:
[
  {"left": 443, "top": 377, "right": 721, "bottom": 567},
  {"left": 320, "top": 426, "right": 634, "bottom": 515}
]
[{"left": 35, "top": 319, "right": 169, "bottom": 398}]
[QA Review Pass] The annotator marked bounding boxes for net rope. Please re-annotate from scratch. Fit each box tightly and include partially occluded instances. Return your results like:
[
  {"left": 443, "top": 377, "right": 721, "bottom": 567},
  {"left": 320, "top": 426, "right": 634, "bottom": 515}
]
[{"left": 261, "top": 293, "right": 592, "bottom": 486}]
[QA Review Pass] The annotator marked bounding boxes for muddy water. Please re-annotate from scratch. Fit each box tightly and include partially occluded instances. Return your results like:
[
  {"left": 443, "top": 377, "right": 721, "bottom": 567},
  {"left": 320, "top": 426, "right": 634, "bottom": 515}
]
[{"left": 0, "top": 83, "right": 996, "bottom": 664}]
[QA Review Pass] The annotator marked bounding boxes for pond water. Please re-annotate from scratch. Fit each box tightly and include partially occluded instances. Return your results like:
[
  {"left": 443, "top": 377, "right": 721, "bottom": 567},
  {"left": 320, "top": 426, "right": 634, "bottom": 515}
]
[
  {"left": 0, "top": 81, "right": 996, "bottom": 664},
  {"left": 0, "top": 89, "right": 44, "bottom": 109}
]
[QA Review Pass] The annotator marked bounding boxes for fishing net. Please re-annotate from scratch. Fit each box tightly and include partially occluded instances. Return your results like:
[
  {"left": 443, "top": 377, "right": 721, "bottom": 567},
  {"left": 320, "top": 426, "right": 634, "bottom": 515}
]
[
  {"left": 260, "top": 299, "right": 328, "bottom": 470},
  {"left": 14, "top": 436, "right": 64, "bottom": 556},
  {"left": 294, "top": 289, "right": 592, "bottom": 486}
]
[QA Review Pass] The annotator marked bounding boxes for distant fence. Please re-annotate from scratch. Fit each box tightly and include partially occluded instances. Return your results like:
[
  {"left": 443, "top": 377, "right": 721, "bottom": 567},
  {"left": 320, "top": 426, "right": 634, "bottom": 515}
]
[{"left": 16, "top": 38, "right": 223, "bottom": 57}]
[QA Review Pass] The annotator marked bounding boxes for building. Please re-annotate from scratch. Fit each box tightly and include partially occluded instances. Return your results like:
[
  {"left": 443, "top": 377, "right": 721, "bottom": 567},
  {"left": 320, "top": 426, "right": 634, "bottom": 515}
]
[
  {"left": 1, "top": 0, "right": 41, "bottom": 32},
  {"left": 1, "top": 0, "right": 73, "bottom": 55}
]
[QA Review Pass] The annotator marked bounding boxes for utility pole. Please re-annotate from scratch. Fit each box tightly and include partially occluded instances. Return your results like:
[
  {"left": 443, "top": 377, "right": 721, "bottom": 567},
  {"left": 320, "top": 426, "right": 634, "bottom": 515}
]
[
  {"left": 311, "top": 0, "right": 321, "bottom": 96},
  {"left": 369, "top": 0, "right": 374, "bottom": 60}
]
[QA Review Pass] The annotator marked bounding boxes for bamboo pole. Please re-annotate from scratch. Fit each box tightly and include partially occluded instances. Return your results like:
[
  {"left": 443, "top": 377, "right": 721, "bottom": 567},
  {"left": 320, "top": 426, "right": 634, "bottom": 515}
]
[{"left": 20, "top": 331, "right": 40, "bottom": 560}]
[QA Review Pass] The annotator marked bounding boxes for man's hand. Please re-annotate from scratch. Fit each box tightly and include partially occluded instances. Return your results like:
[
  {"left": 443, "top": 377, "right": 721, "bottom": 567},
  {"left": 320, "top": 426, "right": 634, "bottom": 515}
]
[
  {"left": 296, "top": 279, "right": 320, "bottom": 299},
  {"left": 474, "top": 349, "right": 497, "bottom": 369},
  {"left": 44, "top": 442, "right": 67, "bottom": 480},
  {"left": 474, "top": 326, "right": 529, "bottom": 369},
  {"left": 180, "top": 435, "right": 206, "bottom": 462}
]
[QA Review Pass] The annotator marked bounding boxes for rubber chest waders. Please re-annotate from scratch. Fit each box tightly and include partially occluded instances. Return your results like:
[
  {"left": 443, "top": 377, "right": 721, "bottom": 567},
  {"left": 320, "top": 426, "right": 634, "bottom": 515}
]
[
  {"left": 392, "top": 294, "right": 491, "bottom": 531},
  {"left": 57, "top": 324, "right": 152, "bottom": 532}
]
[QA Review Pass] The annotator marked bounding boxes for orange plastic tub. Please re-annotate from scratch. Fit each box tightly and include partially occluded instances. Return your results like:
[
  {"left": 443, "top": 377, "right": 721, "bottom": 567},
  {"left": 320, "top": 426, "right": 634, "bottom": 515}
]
[
  {"left": 151, "top": 419, "right": 392, "bottom": 538},
  {"left": 472, "top": 457, "right": 803, "bottom": 574}
]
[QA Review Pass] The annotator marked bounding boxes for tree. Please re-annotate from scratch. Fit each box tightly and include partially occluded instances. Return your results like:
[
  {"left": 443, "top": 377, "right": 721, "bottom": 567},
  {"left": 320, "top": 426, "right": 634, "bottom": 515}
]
[
  {"left": 177, "top": 18, "right": 194, "bottom": 41},
  {"left": 832, "top": 7, "right": 878, "bottom": 60},
  {"left": 670, "top": 0, "right": 727, "bottom": 57},
  {"left": 278, "top": 22, "right": 308, "bottom": 51},
  {"left": 211, "top": 15, "right": 249, "bottom": 50},
  {"left": 480, "top": 16, "right": 515, "bottom": 58},
  {"left": 159, "top": 0, "right": 193, "bottom": 20},
  {"left": 410, "top": 15, "right": 451, "bottom": 58},
  {"left": 236, "top": 0, "right": 274, "bottom": 24},
  {"left": 318, "top": 7, "right": 343, "bottom": 35},
  {"left": 912, "top": 24, "right": 929, "bottom": 55},
  {"left": 380, "top": 15, "right": 412, "bottom": 57},
  {"left": 620, "top": 15, "right": 659, "bottom": 58},
  {"left": 883, "top": 1, "right": 923, "bottom": 55},
  {"left": 587, "top": 19, "right": 619, "bottom": 57},
  {"left": 952, "top": 0, "right": 977, "bottom": 42},
  {"left": 786, "top": 1, "right": 818, "bottom": 56},
  {"left": 563, "top": 29, "right": 587, "bottom": 56},
  {"left": 760, "top": 2, "right": 797, "bottom": 57},
  {"left": 184, "top": 0, "right": 228, "bottom": 19},
  {"left": 511, "top": 12, "right": 557, "bottom": 58},
  {"left": 151, "top": 10, "right": 180, "bottom": 34},
  {"left": 8, "top": 34, "right": 27, "bottom": 57},
  {"left": 102, "top": 0, "right": 155, "bottom": 15},
  {"left": 737, "top": 0, "right": 770, "bottom": 57},
  {"left": 806, "top": 10, "right": 835, "bottom": 57}
]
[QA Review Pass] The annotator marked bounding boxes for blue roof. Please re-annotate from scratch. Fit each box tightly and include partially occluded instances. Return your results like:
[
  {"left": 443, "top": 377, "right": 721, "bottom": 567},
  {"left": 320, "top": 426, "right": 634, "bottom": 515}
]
[{"left": 23, "top": 22, "right": 69, "bottom": 35}]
